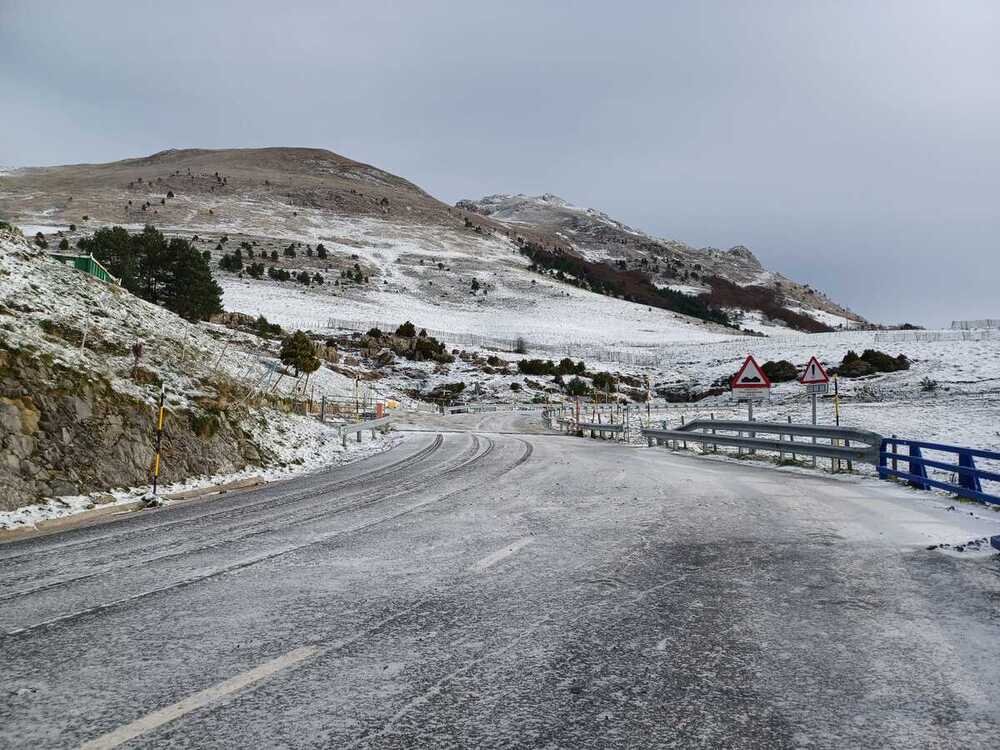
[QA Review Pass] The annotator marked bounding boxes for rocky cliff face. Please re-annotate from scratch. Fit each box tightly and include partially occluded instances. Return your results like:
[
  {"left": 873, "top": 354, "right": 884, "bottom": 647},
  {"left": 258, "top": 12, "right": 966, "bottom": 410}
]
[
  {"left": 0, "top": 347, "right": 263, "bottom": 510},
  {"left": 0, "top": 228, "right": 295, "bottom": 511}
]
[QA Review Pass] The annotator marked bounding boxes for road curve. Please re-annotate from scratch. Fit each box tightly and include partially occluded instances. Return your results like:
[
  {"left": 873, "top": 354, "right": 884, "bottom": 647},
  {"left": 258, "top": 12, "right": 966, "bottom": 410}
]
[{"left": 1, "top": 411, "right": 999, "bottom": 748}]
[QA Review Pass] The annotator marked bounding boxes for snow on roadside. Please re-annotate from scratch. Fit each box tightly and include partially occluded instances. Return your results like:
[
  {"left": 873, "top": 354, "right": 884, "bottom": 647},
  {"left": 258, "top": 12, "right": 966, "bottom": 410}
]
[{"left": 0, "top": 409, "right": 401, "bottom": 531}]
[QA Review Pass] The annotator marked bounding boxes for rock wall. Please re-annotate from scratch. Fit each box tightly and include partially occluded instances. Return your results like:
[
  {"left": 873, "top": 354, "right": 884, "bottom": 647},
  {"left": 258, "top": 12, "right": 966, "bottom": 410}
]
[{"left": 0, "top": 348, "right": 265, "bottom": 511}]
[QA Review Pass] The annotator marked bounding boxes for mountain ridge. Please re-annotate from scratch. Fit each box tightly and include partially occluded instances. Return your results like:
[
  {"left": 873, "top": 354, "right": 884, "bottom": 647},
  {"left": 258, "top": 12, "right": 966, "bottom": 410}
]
[
  {"left": 1, "top": 147, "right": 864, "bottom": 335},
  {"left": 457, "top": 192, "right": 864, "bottom": 330}
]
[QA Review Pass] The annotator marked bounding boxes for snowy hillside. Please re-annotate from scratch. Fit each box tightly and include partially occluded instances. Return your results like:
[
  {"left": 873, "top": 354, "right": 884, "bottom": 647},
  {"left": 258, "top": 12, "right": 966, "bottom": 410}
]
[
  {"left": 1, "top": 147, "right": 862, "bottom": 344},
  {"left": 0, "top": 226, "right": 391, "bottom": 519},
  {"left": 214, "top": 215, "right": 734, "bottom": 347},
  {"left": 458, "top": 193, "right": 864, "bottom": 333}
]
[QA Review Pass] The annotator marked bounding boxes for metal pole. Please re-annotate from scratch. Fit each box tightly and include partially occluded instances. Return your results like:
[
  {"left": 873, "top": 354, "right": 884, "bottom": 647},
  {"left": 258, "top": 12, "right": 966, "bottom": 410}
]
[
  {"left": 811, "top": 393, "right": 817, "bottom": 468},
  {"left": 830, "top": 377, "right": 840, "bottom": 472},
  {"left": 152, "top": 385, "right": 166, "bottom": 496},
  {"left": 737, "top": 401, "right": 743, "bottom": 456},
  {"left": 834, "top": 376, "right": 840, "bottom": 426}
]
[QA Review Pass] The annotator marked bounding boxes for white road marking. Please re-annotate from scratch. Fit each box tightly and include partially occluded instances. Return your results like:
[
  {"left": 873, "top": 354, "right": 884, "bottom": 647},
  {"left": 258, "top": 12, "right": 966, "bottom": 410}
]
[
  {"left": 470, "top": 537, "right": 533, "bottom": 573},
  {"left": 76, "top": 598, "right": 437, "bottom": 749},
  {"left": 78, "top": 645, "right": 319, "bottom": 750}
]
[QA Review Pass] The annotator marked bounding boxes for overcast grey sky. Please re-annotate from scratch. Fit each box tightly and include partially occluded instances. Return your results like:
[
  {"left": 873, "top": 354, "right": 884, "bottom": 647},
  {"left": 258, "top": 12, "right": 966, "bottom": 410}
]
[{"left": 2, "top": 0, "right": 997, "bottom": 325}]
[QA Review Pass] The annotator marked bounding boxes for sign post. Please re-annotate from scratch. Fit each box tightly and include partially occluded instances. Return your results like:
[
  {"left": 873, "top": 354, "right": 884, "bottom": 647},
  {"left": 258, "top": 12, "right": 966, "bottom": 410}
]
[
  {"left": 731, "top": 355, "right": 772, "bottom": 454},
  {"left": 731, "top": 355, "right": 772, "bottom": 407},
  {"left": 799, "top": 356, "right": 830, "bottom": 468}
]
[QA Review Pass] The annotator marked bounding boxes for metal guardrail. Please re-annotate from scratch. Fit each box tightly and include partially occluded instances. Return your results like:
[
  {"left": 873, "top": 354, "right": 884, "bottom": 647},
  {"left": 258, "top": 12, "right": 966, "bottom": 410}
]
[
  {"left": 447, "top": 404, "right": 544, "bottom": 414},
  {"left": 878, "top": 437, "right": 1000, "bottom": 505},
  {"left": 337, "top": 416, "right": 393, "bottom": 445},
  {"left": 555, "top": 417, "right": 627, "bottom": 440},
  {"left": 642, "top": 419, "right": 882, "bottom": 465},
  {"left": 549, "top": 407, "right": 1000, "bottom": 509}
]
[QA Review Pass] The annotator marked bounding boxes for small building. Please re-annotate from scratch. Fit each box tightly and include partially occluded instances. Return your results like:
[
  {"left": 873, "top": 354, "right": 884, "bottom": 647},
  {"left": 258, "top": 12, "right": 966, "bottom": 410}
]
[{"left": 49, "top": 253, "right": 120, "bottom": 285}]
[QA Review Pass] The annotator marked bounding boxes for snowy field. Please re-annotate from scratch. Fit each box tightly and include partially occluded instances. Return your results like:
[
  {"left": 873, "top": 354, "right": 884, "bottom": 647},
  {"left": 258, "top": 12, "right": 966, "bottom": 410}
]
[
  {"left": 213, "top": 209, "right": 734, "bottom": 347},
  {"left": 617, "top": 329, "right": 1000, "bottom": 454},
  {"left": 221, "top": 275, "right": 731, "bottom": 347}
]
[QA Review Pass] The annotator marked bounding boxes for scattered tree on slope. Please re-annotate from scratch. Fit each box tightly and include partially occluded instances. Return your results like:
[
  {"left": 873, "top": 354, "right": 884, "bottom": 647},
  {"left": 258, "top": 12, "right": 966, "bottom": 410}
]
[
  {"left": 280, "top": 330, "right": 321, "bottom": 377},
  {"left": 700, "top": 277, "right": 833, "bottom": 333},
  {"left": 516, "top": 240, "right": 731, "bottom": 327}
]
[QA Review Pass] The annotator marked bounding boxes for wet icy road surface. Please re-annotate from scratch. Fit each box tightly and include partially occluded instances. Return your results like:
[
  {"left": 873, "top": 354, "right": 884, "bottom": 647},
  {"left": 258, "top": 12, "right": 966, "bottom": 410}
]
[{"left": 1, "top": 411, "right": 999, "bottom": 748}]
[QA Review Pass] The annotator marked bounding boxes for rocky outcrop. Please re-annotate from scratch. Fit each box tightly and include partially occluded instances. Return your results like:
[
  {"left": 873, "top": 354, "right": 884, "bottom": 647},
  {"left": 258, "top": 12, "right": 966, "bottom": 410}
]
[
  {"left": 725, "top": 245, "right": 762, "bottom": 268},
  {"left": 0, "top": 348, "right": 265, "bottom": 511}
]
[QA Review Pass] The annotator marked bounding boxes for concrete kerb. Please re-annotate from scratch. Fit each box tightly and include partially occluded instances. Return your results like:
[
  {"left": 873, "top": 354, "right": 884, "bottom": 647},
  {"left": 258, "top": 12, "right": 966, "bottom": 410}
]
[{"left": 0, "top": 476, "right": 266, "bottom": 545}]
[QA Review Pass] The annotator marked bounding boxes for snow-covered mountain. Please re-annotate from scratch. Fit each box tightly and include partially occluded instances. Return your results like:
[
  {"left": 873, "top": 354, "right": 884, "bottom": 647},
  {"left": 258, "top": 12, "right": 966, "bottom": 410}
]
[
  {"left": 0, "top": 148, "right": 864, "bottom": 339},
  {"left": 457, "top": 193, "right": 865, "bottom": 332}
]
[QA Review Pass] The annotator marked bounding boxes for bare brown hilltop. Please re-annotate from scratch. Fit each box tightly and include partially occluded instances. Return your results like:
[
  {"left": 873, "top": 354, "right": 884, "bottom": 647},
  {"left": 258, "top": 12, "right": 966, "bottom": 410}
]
[{"left": 1, "top": 146, "right": 457, "bottom": 225}]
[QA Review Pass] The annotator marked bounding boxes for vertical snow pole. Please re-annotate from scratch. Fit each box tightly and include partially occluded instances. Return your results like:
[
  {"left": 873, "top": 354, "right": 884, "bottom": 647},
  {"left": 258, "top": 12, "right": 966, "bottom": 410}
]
[
  {"left": 811, "top": 393, "right": 818, "bottom": 468},
  {"left": 833, "top": 375, "right": 843, "bottom": 473},
  {"left": 645, "top": 374, "right": 651, "bottom": 424},
  {"left": 833, "top": 375, "right": 841, "bottom": 426},
  {"left": 152, "top": 385, "right": 166, "bottom": 496}
]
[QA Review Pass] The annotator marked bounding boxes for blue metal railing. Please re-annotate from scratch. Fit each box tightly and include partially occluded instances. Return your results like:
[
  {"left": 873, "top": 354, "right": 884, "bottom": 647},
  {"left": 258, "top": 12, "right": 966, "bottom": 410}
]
[{"left": 878, "top": 437, "right": 1000, "bottom": 505}]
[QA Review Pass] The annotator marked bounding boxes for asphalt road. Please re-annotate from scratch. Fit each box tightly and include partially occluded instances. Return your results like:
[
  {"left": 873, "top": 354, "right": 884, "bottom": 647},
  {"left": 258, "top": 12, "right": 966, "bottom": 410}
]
[{"left": 1, "top": 411, "right": 999, "bottom": 749}]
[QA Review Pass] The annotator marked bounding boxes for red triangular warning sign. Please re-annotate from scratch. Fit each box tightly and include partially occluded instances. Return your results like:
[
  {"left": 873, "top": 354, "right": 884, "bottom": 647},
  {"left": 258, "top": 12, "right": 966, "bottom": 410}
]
[
  {"left": 799, "top": 356, "right": 829, "bottom": 385},
  {"left": 731, "top": 355, "right": 771, "bottom": 389}
]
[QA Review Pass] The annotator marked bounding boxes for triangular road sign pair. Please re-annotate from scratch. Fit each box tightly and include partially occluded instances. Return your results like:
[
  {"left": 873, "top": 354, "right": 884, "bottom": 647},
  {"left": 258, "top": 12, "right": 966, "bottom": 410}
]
[
  {"left": 732, "top": 355, "right": 771, "bottom": 389},
  {"left": 799, "top": 356, "right": 830, "bottom": 385}
]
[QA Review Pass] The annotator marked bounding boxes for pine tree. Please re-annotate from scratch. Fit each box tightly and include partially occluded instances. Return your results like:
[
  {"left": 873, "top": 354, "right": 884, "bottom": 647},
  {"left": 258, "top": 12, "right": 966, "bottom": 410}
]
[
  {"left": 280, "top": 331, "right": 320, "bottom": 376},
  {"left": 160, "top": 237, "right": 223, "bottom": 321}
]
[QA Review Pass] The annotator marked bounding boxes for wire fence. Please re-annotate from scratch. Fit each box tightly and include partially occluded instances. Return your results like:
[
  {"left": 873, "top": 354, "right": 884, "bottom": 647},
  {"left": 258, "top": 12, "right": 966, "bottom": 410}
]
[{"left": 950, "top": 320, "right": 1000, "bottom": 331}]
